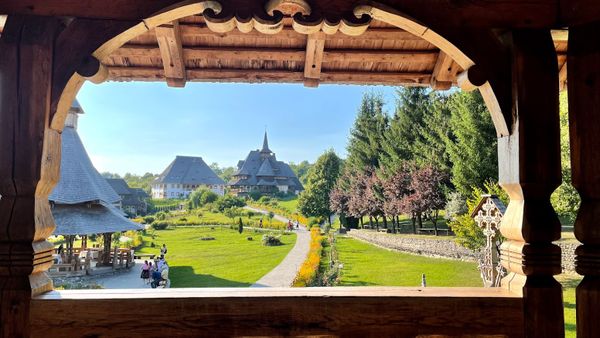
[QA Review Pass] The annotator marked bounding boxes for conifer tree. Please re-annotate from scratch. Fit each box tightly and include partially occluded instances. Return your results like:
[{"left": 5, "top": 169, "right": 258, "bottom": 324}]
[
  {"left": 445, "top": 90, "right": 498, "bottom": 196},
  {"left": 346, "top": 92, "right": 388, "bottom": 172}
]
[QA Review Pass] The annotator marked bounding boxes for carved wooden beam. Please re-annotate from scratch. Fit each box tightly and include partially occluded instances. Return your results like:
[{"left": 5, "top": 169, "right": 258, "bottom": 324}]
[
  {"left": 498, "top": 29, "right": 564, "bottom": 338},
  {"left": 106, "top": 66, "right": 431, "bottom": 86},
  {"left": 567, "top": 20, "right": 600, "bottom": 338},
  {"left": 559, "top": 62, "right": 567, "bottom": 91},
  {"left": 430, "top": 51, "right": 456, "bottom": 90},
  {"left": 303, "top": 32, "right": 325, "bottom": 87},
  {"left": 113, "top": 44, "right": 438, "bottom": 64},
  {"left": 155, "top": 20, "right": 186, "bottom": 87}
]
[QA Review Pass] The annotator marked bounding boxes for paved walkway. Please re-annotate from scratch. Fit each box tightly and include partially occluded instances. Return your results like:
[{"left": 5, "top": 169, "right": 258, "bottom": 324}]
[
  {"left": 92, "top": 260, "right": 151, "bottom": 289},
  {"left": 91, "top": 207, "right": 311, "bottom": 289},
  {"left": 245, "top": 206, "right": 312, "bottom": 288}
]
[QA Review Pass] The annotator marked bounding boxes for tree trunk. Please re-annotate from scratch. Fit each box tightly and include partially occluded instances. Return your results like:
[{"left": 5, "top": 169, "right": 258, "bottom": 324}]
[
  {"left": 382, "top": 216, "right": 388, "bottom": 230},
  {"left": 369, "top": 216, "right": 373, "bottom": 229},
  {"left": 412, "top": 215, "right": 416, "bottom": 234},
  {"left": 328, "top": 214, "right": 332, "bottom": 226},
  {"left": 433, "top": 210, "right": 439, "bottom": 236},
  {"left": 417, "top": 213, "right": 423, "bottom": 229},
  {"left": 360, "top": 216, "right": 364, "bottom": 228}
]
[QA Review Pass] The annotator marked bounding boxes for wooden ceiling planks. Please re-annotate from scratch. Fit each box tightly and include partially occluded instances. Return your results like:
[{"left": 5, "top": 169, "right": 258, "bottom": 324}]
[{"left": 104, "top": 15, "right": 569, "bottom": 88}]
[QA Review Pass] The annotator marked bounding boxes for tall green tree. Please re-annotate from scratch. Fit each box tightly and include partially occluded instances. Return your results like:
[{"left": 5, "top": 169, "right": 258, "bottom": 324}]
[
  {"left": 413, "top": 93, "right": 453, "bottom": 173},
  {"left": 551, "top": 91, "right": 580, "bottom": 223},
  {"left": 298, "top": 150, "right": 342, "bottom": 225},
  {"left": 346, "top": 92, "right": 388, "bottom": 172},
  {"left": 445, "top": 90, "right": 498, "bottom": 196},
  {"left": 289, "top": 160, "right": 313, "bottom": 185},
  {"left": 380, "top": 87, "right": 431, "bottom": 173}
]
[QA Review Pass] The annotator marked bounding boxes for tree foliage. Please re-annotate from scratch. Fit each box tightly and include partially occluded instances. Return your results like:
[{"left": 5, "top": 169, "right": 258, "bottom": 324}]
[
  {"left": 187, "top": 188, "right": 219, "bottom": 209},
  {"left": 346, "top": 92, "right": 388, "bottom": 172},
  {"left": 550, "top": 91, "right": 580, "bottom": 224},
  {"left": 445, "top": 91, "right": 498, "bottom": 196},
  {"left": 289, "top": 160, "right": 313, "bottom": 185},
  {"left": 298, "top": 150, "right": 342, "bottom": 224}
]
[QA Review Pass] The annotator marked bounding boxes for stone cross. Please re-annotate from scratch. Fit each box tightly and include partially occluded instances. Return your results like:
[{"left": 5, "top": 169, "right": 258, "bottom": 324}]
[{"left": 472, "top": 196, "right": 506, "bottom": 287}]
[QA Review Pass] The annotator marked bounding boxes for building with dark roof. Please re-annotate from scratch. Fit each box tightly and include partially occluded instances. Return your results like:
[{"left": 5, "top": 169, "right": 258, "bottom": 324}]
[
  {"left": 229, "top": 132, "right": 303, "bottom": 196},
  {"left": 105, "top": 178, "right": 149, "bottom": 216},
  {"left": 49, "top": 101, "right": 142, "bottom": 236},
  {"left": 151, "top": 156, "right": 225, "bottom": 199}
]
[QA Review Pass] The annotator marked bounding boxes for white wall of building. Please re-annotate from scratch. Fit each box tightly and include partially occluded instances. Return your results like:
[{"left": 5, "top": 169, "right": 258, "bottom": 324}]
[{"left": 151, "top": 183, "right": 225, "bottom": 199}]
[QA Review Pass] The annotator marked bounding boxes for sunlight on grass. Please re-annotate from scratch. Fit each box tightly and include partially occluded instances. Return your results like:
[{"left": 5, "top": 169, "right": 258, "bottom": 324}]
[
  {"left": 137, "top": 227, "right": 296, "bottom": 287},
  {"left": 336, "top": 237, "right": 481, "bottom": 287}
]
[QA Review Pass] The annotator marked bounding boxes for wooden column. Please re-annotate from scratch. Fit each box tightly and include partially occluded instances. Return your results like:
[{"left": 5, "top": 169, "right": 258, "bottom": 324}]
[
  {"left": 498, "top": 29, "right": 564, "bottom": 337},
  {"left": 567, "top": 20, "right": 600, "bottom": 338},
  {"left": 0, "top": 15, "right": 62, "bottom": 337}
]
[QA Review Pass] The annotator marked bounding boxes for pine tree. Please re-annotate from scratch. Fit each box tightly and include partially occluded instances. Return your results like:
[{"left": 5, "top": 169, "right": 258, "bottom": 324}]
[
  {"left": 413, "top": 93, "right": 453, "bottom": 173},
  {"left": 298, "top": 150, "right": 343, "bottom": 225},
  {"left": 346, "top": 92, "right": 388, "bottom": 172},
  {"left": 445, "top": 90, "right": 498, "bottom": 196},
  {"left": 380, "top": 87, "right": 431, "bottom": 174}
]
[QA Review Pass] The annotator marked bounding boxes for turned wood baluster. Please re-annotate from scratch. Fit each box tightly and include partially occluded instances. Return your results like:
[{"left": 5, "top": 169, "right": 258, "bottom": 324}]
[
  {"left": 0, "top": 16, "right": 62, "bottom": 337},
  {"left": 567, "top": 20, "right": 600, "bottom": 338},
  {"left": 498, "top": 29, "right": 564, "bottom": 338}
]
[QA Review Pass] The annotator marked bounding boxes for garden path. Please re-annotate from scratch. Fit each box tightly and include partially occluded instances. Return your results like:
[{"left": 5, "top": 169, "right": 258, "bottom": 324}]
[
  {"left": 91, "top": 260, "right": 150, "bottom": 289},
  {"left": 245, "top": 206, "right": 311, "bottom": 287}
]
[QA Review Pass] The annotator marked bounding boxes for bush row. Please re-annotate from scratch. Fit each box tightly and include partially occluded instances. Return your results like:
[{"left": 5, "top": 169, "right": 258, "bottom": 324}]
[{"left": 292, "top": 228, "right": 324, "bottom": 287}]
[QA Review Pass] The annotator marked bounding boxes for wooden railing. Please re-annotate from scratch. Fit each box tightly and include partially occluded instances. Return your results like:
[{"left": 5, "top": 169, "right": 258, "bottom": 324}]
[{"left": 31, "top": 287, "right": 524, "bottom": 337}]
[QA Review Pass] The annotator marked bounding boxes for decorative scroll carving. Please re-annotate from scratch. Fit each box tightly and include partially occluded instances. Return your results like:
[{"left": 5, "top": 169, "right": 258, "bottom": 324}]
[{"left": 199, "top": 0, "right": 373, "bottom": 36}]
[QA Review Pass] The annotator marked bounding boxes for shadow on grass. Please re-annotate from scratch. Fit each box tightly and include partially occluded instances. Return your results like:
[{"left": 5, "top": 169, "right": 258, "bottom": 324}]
[{"left": 170, "top": 266, "right": 251, "bottom": 288}]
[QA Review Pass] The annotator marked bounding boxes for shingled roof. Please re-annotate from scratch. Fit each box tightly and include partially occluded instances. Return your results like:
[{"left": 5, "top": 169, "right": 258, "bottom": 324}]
[
  {"left": 52, "top": 204, "right": 143, "bottom": 235},
  {"left": 230, "top": 133, "right": 303, "bottom": 191},
  {"left": 49, "top": 105, "right": 120, "bottom": 205},
  {"left": 154, "top": 156, "right": 225, "bottom": 185}
]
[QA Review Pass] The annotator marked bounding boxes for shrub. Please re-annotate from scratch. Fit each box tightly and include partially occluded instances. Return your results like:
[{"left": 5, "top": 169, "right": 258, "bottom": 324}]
[
  {"left": 238, "top": 217, "right": 244, "bottom": 234},
  {"left": 246, "top": 211, "right": 255, "bottom": 219},
  {"left": 155, "top": 212, "right": 167, "bottom": 221},
  {"left": 293, "top": 228, "right": 324, "bottom": 286},
  {"left": 444, "top": 192, "right": 467, "bottom": 222},
  {"left": 179, "top": 217, "right": 188, "bottom": 222},
  {"left": 215, "top": 195, "right": 246, "bottom": 212},
  {"left": 151, "top": 221, "right": 170, "bottom": 230},
  {"left": 262, "top": 233, "right": 283, "bottom": 246},
  {"left": 143, "top": 216, "right": 156, "bottom": 224},
  {"left": 258, "top": 196, "right": 271, "bottom": 204},
  {"left": 196, "top": 211, "right": 203, "bottom": 217}
]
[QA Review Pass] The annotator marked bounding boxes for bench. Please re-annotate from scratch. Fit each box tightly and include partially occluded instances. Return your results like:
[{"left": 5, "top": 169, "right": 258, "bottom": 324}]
[
  {"left": 416, "top": 228, "right": 452, "bottom": 236},
  {"left": 134, "top": 253, "right": 156, "bottom": 260},
  {"left": 377, "top": 228, "right": 389, "bottom": 233}
]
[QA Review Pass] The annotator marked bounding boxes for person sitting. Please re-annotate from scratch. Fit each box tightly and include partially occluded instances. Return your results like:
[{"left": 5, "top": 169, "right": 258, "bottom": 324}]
[
  {"left": 150, "top": 269, "right": 162, "bottom": 288},
  {"left": 160, "top": 265, "right": 170, "bottom": 288}
]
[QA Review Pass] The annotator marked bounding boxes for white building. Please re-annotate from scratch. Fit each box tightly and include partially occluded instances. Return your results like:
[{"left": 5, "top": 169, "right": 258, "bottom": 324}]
[{"left": 151, "top": 156, "right": 225, "bottom": 199}]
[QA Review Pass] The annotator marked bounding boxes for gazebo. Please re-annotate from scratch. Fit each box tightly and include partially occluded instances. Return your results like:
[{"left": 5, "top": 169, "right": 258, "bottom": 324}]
[
  {"left": 1, "top": 1, "right": 600, "bottom": 337},
  {"left": 48, "top": 101, "right": 143, "bottom": 267}
]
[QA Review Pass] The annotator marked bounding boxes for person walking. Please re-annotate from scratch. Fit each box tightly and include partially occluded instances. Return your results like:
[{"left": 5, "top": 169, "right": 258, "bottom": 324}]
[
  {"left": 140, "top": 260, "right": 150, "bottom": 284},
  {"left": 160, "top": 244, "right": 167, "bottom": 256}
]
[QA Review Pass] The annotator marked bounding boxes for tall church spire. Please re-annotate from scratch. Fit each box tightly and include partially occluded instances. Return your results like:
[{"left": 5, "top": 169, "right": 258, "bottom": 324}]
[{"left": 261, "top": 131, "right": 271, "bottom": 153}]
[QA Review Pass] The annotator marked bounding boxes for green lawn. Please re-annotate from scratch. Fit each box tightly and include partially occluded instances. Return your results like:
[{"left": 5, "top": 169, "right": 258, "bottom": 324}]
[
  {"left": 558, "top": 273, "right": 580, "bottom": 338},
  {"left": 336, "top": 236, "right": 481, "bottom": 287},
  {"left": 164, "top": 208, "right": 287, "bottom": 229},
  {"left": 277, "top": 196, "right": 299, "bottom": 214},
  {"left": 137, "top": 227, "right": 296, "bottom": 287}
]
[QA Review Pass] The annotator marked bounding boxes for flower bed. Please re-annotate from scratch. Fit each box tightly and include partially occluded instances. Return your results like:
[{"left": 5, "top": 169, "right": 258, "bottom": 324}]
[{"left": 293, "top": 228, "right": 324, "bottom": 287}]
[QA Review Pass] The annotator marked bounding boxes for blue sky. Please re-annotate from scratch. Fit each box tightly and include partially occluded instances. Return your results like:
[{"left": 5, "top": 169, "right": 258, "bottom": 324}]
[{"left": 76, "top": 81, "right": 397, "bottom": 175}]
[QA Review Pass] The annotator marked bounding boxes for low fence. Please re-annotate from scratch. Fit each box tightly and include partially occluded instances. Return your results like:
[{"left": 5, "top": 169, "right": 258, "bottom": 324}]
[{"left": 347, "top": 229, "right": 579, "bottom": 272}]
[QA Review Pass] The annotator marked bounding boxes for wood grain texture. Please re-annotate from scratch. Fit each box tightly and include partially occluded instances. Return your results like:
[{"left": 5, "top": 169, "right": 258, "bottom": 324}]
[
  {"left": 496, "top": 29, "right": 563, "bottom": 338},
  {"left": 0, "top": 15, "right": 61, "bottom": 338},
  {"left": 31, "top": 288, "right": 524, "bottom": 338},
  {"left": 567, "top": 20, "right": 600, "bottom": 338},
  {"left": 155, "top": 20, "right": 186, "bottom": 87}
]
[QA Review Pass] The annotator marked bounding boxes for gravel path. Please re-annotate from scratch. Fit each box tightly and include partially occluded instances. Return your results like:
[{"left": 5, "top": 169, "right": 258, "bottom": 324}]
[{"left": 245, "top": 206, "right": 311, "bottom": 288}]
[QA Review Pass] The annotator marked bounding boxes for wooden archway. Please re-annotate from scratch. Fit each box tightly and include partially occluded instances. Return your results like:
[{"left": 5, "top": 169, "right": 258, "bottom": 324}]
[{"left": 2, "top": 0, "right": 596, "bottom": 337}]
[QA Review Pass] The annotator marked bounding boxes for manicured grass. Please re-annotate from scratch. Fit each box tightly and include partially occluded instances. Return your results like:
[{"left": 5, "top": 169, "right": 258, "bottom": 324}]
[
  {"left": 165, "top": 209, "right": 287, "bottom": 229},
  {"left": 558, "top": 273, "right": 580, "bottom": 338},
  {"left": 277, "top": 196, "right": 299, "bottom": 214},
  {"left": 137, "top": 227, "right": 296, "bottom": 287},
  {"left": 336, "top": 236, "right": 481, "bottom": 287}
]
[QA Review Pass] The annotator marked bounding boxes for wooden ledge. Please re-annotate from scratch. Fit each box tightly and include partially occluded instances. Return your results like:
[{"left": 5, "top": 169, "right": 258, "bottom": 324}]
[
  {"left": 32, "top": 287, "right": 524, "bottom": 337},
  {"left": 35, "top": 286, "right": 522, "bottom": 300}
]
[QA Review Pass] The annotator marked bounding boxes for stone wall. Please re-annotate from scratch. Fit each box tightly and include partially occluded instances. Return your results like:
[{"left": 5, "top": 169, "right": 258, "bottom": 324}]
[
  {"left": 347, "top": 229, "right": 477, "bottom": 261},
  {"left": 346, "top": 229, "right": 579, "bottom": 272}
]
